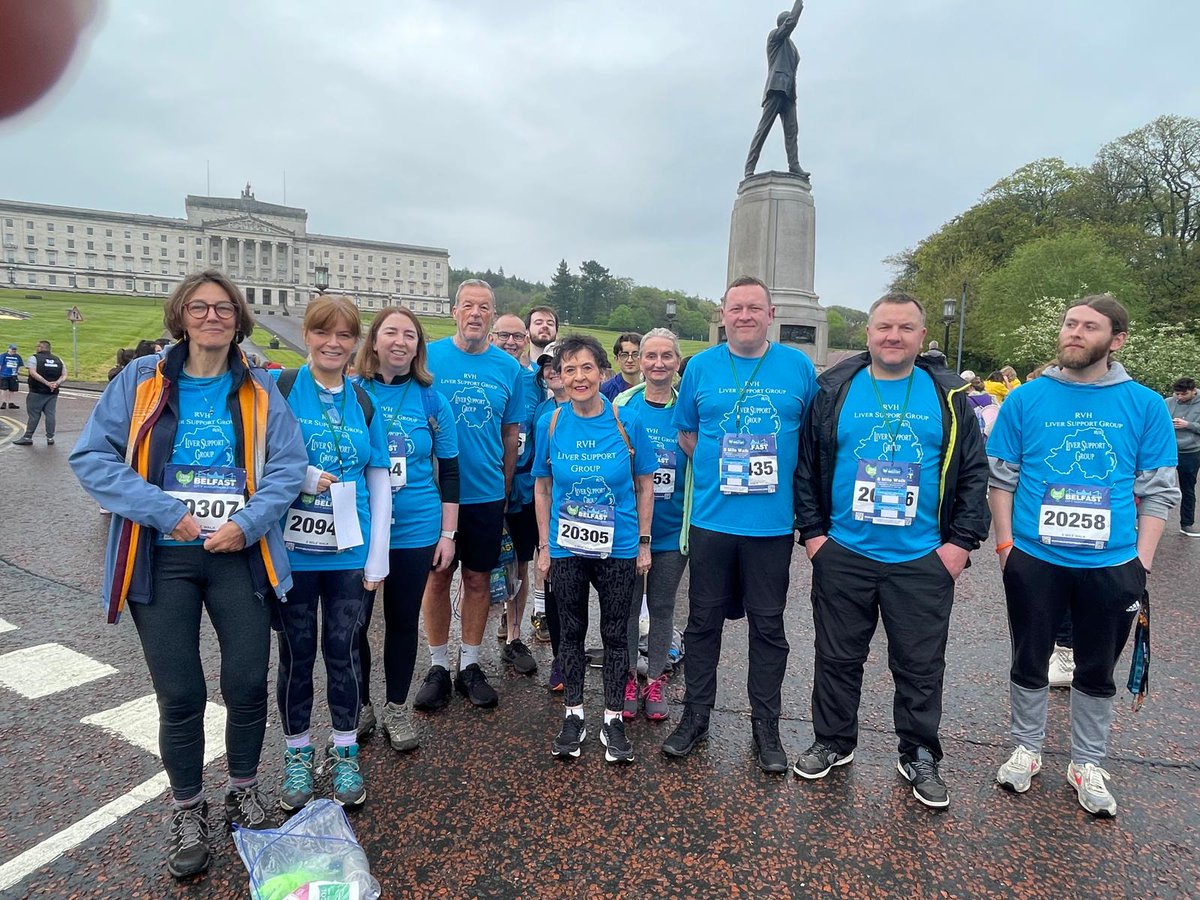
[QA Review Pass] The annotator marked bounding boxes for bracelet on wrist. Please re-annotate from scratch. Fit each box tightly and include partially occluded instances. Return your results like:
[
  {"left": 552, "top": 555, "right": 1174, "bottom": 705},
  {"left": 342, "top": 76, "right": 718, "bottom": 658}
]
[{"left": 995, "top": 540, "right": 1014, "bottom": 554}]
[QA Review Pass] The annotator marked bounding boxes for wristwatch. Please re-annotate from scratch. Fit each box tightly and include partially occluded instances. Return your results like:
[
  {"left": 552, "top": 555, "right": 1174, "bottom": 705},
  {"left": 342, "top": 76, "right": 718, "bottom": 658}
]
[
  {"left": 440, "top": 530, "right": 457, "bottom": 541},
  {"left": 639, "top": 535, "right": 652, "bottom": 545}
]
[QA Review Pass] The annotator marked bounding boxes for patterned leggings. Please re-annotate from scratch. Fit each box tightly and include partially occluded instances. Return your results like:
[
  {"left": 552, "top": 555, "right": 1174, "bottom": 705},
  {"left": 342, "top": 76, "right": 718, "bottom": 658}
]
[{"left": 551, "top": 555, "right": 637, "bottom": 710}]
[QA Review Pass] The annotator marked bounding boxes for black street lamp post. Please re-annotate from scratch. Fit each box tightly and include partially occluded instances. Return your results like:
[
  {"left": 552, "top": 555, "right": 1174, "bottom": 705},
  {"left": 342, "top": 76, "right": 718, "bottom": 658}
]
[
  {"left": 665, "top": 298, "right": 677, "bottom": 333},
  {"left": 314, "top": 265, "right": 330, "bottom": 294},
  {"left": 941, "top": 297, "right": 957, "bottom": 355}
]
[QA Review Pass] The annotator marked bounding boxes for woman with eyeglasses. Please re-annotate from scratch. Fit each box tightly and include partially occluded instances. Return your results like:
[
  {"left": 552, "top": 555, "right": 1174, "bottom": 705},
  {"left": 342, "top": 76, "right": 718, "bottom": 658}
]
[
  {"left": 71, "top": 270, "right": 307, "bottom": 879},
  {"left": 351, "top": 306, "right": 459, "bottom": 753},
  {"left": 273, "top": 295, "right": 392, "bottom": 815}
]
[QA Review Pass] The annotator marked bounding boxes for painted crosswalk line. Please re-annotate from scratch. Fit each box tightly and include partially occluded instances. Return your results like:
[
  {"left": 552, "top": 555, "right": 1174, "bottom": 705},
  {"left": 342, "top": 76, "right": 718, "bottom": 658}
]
[
  {"left": 82, "top": 693, "right": 229, "bottom": 764},
  {"left": 0, "top": 642, "right": 116, "bottom": 698},
  {"left": 0, "top": 618, "right": 16, "bottom": 634}
]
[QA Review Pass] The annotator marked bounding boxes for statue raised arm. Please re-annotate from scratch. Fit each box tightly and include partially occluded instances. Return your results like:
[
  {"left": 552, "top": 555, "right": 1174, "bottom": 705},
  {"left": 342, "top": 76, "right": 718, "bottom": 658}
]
[{"left": 744, "top": 0, "right": 810, "bottom": 180}]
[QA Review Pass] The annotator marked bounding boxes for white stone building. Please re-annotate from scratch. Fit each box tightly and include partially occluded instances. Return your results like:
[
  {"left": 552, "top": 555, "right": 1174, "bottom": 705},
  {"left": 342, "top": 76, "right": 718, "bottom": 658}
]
[{"left": 0, "top": 185, "right": 451, "bottom": 315}]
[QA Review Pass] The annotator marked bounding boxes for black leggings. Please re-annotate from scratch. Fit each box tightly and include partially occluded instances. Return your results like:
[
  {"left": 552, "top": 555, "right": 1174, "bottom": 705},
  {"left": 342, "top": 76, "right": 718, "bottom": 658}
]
[
  {"left": 131, "top": 546, "right": 271, "bottom": 801},
  {"left": 550, "top": 555, "right": 637, "bottom": 709},
  {"left": 359, "top": 544, "right": 437, "bottom": 705}
]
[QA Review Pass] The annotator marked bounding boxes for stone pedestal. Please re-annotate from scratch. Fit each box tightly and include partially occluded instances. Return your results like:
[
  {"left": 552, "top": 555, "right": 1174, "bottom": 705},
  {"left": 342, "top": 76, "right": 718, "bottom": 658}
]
[{"left": 715, "top": 171, "right": 828, "bottom": 366}]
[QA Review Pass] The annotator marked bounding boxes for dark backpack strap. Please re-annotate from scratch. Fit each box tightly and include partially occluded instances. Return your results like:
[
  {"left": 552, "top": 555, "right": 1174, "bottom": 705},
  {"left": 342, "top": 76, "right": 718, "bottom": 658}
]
[
  {"left": 420, "top": 385, "right": 439, "bottom": 434},
  {"left": 276, "top": 367, "right": 299, "bottom": 399},
  {"left": 351, "top": 381, "right": 374, "bottom": 427}
]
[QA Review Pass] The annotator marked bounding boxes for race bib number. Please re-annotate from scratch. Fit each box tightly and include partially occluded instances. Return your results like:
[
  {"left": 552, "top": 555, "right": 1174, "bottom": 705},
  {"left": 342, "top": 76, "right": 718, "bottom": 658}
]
[
  {"left": 653, "top": 449, "right": 677, "bottom": 499},
  {"left": 851, "top": 459, "right": 919, "bottom": 526},
  {"left": 164, "top": 465, "right": 246, "bottom": 536},
  {"left": 557, "top": 501, "right": 615, "bottom": 558},
  {"left": 719, "top": 434, "right": 778, "bottom": 494},
  {"left": 284, "top": 492, "right": 338, "bottom": 552},
  {"left": 1038, "top": 484, "right": 1112, "bottom": 549},
  {"left": 387, "top": 432, "right": 408, "bottom": 489}
]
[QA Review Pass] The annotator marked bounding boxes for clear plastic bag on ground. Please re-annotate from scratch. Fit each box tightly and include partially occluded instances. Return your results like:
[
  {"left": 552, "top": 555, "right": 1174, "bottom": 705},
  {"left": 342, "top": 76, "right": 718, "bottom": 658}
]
[{"left": 233, "top": 799, "right": 380, "bottom": 900}]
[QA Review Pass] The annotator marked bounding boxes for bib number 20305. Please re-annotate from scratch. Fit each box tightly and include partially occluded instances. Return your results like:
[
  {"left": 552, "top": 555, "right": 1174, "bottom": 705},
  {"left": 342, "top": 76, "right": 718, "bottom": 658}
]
[{"left": 557, "top": 501, "right": 615, "bottom": 558}]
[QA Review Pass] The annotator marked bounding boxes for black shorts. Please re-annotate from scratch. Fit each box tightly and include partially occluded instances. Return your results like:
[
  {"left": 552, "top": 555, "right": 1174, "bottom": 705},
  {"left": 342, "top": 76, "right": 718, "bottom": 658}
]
[
  {"left": 0, "top": 376, "right": 16, "bottom": 392},
  {"left": 456, "top": 499, "right": 507, "bottom": 573},
  {"left": 504, "top": 503, "right": 538, "bottom": 563}
]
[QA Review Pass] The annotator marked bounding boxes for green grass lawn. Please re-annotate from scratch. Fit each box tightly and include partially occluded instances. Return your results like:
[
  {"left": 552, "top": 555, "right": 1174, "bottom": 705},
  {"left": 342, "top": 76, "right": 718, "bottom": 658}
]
[{"left": 0, "top": 288, "right": 715, "bottom": 382}]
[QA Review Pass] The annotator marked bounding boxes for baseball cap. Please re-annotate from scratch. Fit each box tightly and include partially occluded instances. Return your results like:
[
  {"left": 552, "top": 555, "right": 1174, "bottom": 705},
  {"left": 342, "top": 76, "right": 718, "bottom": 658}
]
[
  {"left": 6, "top": 344, "right": 15, "bottom": 351},
  {"left": 536, "top": 341, "right": 561, "bottom": 367},
  {"left": 959, "top": 370, "right": 976, "bottom": 380}
]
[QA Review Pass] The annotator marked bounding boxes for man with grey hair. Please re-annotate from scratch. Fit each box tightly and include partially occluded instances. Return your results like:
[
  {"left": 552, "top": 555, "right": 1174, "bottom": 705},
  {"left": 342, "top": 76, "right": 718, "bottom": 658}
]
[
  {"left": 414, "top": 280, "right": 525, "bottom": 710},
  {"left": 989, "top": 295, "right": 1179, "bottom": 818},
  {"left": 744, "top": 0, "right": 809, "bottom": 179}
]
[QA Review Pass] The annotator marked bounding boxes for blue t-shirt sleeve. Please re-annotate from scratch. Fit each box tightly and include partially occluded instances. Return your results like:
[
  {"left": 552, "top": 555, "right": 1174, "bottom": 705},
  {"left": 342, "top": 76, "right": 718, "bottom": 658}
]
[
  {"left": 434, "top": 394, "right": 459, "bottom": 458},
  {"left": 501, "top": 363, "right": 525, "bottom": 426},
  {"left": 1138, "top": 393, "right": 1179, "bottom": 469},
  {"left": 532, "top": 414, "right": 553, "bottom": 479},
  {"left": 673, "top": 365, "right": 699, "bottom": 432},
  {"left": 987, "top": 390, "right": 1022, "bottom": 465},
  {"left": 366, "top": 401, "right": 391, "bottom": 469},
  {"left": 631, "top": 419, "right": 659, "bottom": 477}
]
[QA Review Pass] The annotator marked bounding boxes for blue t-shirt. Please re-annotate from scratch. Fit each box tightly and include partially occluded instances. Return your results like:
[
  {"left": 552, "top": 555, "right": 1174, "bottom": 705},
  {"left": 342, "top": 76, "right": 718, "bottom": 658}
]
[
  {"left": 673, "top": 343, "right": 817, "bottom": 537},
  {"left": 988, "top": 374, "right": 1178, "bottom": 568},
  {"left": 827, "top": 367, "right": 944, "bottom": 562},
  {"left": 427, "top": 339, "right": 524, "bottom": 505},
  {"left": 159, "top": 371, "right": 236, "bottom": 546},
  {"left": 283, "top": 366, "right": 391, "bottom": 571},
  {"left": 356, "top": 375, "right": 459, "bottom": 550},
  {"left": 510, "top": 367, "right": 543, "bottom": 510},
  {"left": 532, "top": 399, "right": 658, "bottom": 559},
  {"left": 618, "top": 390, "right": 686, "bottom": 552},
  {"left": 1, "top": 353, "right": 21, "bottom": 378},
  {"left": 601, "top": 373, "right": 636, "bottom": 402}
]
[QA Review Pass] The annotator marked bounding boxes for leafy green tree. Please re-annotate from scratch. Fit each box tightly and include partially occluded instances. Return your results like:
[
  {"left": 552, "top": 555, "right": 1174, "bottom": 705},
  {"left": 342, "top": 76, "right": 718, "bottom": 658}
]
[
  {"left": 577, "top": 259, "right": 612, "bottom": 325},
  {"left": 545, "top": 260, "right": 577, "bottom": 321}
]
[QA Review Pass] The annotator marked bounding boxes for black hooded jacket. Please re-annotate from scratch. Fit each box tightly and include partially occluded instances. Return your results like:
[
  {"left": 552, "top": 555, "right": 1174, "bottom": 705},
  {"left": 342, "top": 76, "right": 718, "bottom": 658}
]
[{"left": 794, "top": 352, "right": 991, "bottom": 551}]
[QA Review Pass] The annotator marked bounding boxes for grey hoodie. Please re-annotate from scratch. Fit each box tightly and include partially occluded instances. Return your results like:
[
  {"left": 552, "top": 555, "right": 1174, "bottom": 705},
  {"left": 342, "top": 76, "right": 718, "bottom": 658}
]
[
  {"left": 1166, "top": 390, "right": 1200, "bottom": 454},
  {"left": 988, "top": 362, "right": 1180, "bottom": 520}
]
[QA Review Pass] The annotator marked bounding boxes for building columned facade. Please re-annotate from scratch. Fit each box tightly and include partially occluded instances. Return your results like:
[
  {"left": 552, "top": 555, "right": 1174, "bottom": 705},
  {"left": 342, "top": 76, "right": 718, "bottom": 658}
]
[{"left": 0, "top": 185, "right": 451, "bottom": 315}]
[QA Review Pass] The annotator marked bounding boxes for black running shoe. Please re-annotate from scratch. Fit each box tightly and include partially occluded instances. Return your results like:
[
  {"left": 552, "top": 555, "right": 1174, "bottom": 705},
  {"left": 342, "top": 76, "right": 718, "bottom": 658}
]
[
  {"left": 897, "top": 748, "right": 950, "bottom": 809},
  {"left": 600, "top": 719, "right": 635, "bottom": 764},
  {"left": 454, "top": 663, "right": 499, "bottom": 708},
  {"left": 165, "top": 801, "right": 210, "bottom": 878},
  {"left": 412, "top": 665, "right": 452, "bottom": 711},
  {"left": 552, "top": 715, "right": 587, "bottom": 758},
  {"left": 793, "top": 741, "right": 855, "bottom": 779},
  {"left": 501, "top": 639, "right": 538, "bottom": 675}
]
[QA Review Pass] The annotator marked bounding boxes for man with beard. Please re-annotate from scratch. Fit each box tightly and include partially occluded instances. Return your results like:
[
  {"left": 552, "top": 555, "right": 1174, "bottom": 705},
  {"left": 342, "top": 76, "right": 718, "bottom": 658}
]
[
  {"left": 989, "top": 295, "right": 1179, "bottom": 818},
  {"left": 524, "top": 306, "right": 559, "bottom": 371}
]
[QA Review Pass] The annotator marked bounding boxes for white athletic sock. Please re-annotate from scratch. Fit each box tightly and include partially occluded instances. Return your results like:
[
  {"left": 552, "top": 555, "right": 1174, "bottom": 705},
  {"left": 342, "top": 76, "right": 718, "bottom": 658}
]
[
  {"left": 565, "top": 705, "right": 584, "bottom": 720},
  {"left": 603, "top": 709, "right": 621, "bottom": 725},
  {"left": 430, "top": 643, "right": 449, "bottom": 669},
  {"left": 284, "top": 731, "right": 311, "bottom": 750},
  {"left": 532, "top": 587, "right": 546, "bottom": 615},
  {"left": 460, "top": 642, "right": 481, "bottom": 668}
]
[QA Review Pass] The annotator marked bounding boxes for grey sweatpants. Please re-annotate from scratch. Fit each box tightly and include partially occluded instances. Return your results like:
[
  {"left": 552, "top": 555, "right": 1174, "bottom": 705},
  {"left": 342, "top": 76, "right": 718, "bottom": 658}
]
[
  {"left": 23, "top": 391, "right": 58, "bottom": 438},
  {"left": 626, "top": 550, "right": 688, "bottom": 679}
]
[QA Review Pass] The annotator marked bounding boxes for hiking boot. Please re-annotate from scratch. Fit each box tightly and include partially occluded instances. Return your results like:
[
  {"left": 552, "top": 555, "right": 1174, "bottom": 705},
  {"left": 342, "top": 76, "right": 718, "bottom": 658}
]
[
  {"left": 643, "top": 673, "right": 669, "bottom": 721},
  {"left": 224, "top": 784, "right": 276, "bottom": 830},
  {"left": 531, "top": 611, "right": 551, "bottom": 643},
  {"left": 1067, "top": 761, "right": 1117, "bottom": 817},
  {"left": 600, "top": 718, "right": 635, "bottom": 764},
  {"left": 897, "top": 748, "right": 950, "bottom": 809},
  {"left": 279, "top": 746, "right": 315, "bottom": 812},
  {"left": 328, "top": 744, "right": 366, "bottom": 809},
  {"left": 996, "top": 745, "right": 1042, "bottom": 794},
  {"left": 381, "top": 702, "right": 419, "bottom": 752},
  {"left": 751, "top": 718, "right": 788, "bottom": 774},
  {"left": 455, "top": 663, "right": 499, "bottom": 708},
  {"left": 547, "top": 656, "right": 564, "bottom": 692},
  {"left": 661, "top": 705, "right": 710, "bottom": 758},
  {"left": 552, "top": 714, "right": 586, "bottom": 759},
  {"left": 793, "top": 741, "right": 855, "bottom": 779},
  {"left": 622, "top": 671, "right": 639, "bottom": 720},
  {"left": 1048, "top": 645, "right": 1075, "bottom": 688},
  {"left": 501, "top": 639, "right": 538, "bottom": 675},
  {"left": 496, "top": 610, "right": 508, "bottom": 639},
  {"left": 165, "top": 801, "right": 210, "bottom": 879},
  {"left": 413, "top": 665, "right": 452, "bottom": 711},
  {"left": 357, "top": 702, "right": 377, "bottom": 741}
]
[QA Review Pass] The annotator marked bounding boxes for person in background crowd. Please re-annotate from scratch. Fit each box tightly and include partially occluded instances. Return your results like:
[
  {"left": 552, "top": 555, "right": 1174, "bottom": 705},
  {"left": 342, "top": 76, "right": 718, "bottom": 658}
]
[
  {"left": 12, "top": 339, "right": 65, "bottom": 446},
  {"left": 613, "top": 328, "right": 688, "bottom": 722},
  {"left": 793, "top": 292, "right": 989, "bottom": 808},
  {"left": 414, "top": 280, "right": 523, "bottom": 711},
  {"left": 600, "top": 332, "right": 643, "bottom": 401},
  {"left": 2, "top": 343, "right": 23, "bottom": 408},
  {"left": 70, "top": 269, "right": 307, "bottom": 878},
  {"left": 491, "top": 313, "right": 539, "bottom": 675},
  {"left": 921, "top": 340, "right": 948, "bottom": 368},
  {"left": 531, "top": 342, "right": 567, "bottom": 680},
  {"left": 961, "top": 370, "right": 999, "bottom": 440},
  {"left": 1167, "top": 376, "right": 1200, "bottom": 537},
  {"left": 990, "top": 295, "right": 1178, "bottom": 818},
  {"left": 524, "top": 305, "right": 559, "bottom": 369},
  {"left": 534, "top": 334, "right": 656, "bottom": 763},
  {"left": 353, "top": 306, "right": 460, "bottom": 753},
  {"left": 273, "top": 295, "right": 392, "bottom": 814}
]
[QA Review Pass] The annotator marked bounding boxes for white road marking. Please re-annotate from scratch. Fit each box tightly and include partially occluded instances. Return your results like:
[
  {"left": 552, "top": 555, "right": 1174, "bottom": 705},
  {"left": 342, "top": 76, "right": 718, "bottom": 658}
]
[
  {"left": 0, "top": 643, "right": 116, "bottom": 698},
  {"left": 82, "top": 693, "right": 229, "bottom": 764},
  {"left": 0, "top": 771, "right": 170, "bottom": 893},
  {"left": 0, "top": 618, "right": 16, "bottom": 634}
]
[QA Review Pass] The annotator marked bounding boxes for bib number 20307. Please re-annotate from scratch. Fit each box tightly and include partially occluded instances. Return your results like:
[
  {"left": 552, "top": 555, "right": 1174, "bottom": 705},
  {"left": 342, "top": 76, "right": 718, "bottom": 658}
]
[{"left": 164, "top": 465, "right": 247, "bottom": 536}]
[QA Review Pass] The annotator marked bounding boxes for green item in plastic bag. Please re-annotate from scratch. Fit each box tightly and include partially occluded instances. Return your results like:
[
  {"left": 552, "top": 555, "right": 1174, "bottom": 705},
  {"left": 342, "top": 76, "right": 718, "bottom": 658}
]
[{"left": 257, "top": 870, "right": 325, "bottom": 900}]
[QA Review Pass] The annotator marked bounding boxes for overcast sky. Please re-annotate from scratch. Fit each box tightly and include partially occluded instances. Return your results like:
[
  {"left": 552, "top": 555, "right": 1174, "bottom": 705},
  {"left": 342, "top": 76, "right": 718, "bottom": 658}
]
[{"left": 2, "top": 1, "right": 1197, "bottom": 311}]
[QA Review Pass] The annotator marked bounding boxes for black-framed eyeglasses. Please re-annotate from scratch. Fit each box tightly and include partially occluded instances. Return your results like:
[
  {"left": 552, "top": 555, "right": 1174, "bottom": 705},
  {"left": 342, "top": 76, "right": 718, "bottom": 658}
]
[
  {"left": 616, "top": 350, "right": 640, "bottom": 361},
  {"left": 492, "top": 331, "right": 527, "bottom": 342},
  {"left": 184, "top": 301, "right": 237, "bottom": 320}
]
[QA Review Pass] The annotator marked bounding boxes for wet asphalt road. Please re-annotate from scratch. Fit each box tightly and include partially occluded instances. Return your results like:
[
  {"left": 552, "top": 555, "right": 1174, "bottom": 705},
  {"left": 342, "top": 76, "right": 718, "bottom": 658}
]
[{"left": 0, "top": 392, "right": 1197, "bottom": 899}]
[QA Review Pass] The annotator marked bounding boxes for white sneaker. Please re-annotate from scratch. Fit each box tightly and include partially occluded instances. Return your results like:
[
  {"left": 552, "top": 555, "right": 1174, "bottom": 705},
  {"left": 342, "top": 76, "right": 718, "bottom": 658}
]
[
  {"left": 996, "top": 745, "right": 1042, "bottom": 793},
  {"left": 1047, "top": 645, "right": 1075, "bottom": 687},
  {"left": 1181, "top": 524, "right": 1200, "bottom": 537},
  {"left": 1067, "top": 761, "right": 1117, "bottom": 817}
]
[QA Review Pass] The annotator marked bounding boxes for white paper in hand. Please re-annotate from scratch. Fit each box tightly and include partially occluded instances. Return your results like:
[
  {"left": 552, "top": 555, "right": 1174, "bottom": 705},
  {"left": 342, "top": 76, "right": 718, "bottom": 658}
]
[{"left": 329, "top": 480, "right": 364, "bottom": 550}]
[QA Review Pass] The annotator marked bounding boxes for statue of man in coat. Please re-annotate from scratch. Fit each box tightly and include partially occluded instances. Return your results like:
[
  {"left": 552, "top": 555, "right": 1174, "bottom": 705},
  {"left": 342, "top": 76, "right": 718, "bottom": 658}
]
[{"left": 744, "top": 0, "right": 810, "bottom": 180}]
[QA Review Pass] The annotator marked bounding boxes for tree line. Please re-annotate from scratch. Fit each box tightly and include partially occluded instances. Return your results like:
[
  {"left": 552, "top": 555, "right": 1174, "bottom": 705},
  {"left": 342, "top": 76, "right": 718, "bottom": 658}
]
[
  {"left": 887, "top": 114, "right": 1200, "bottom": 380},
  {"left": 449, "top": 261, "right": 718, "bottom": 341}
]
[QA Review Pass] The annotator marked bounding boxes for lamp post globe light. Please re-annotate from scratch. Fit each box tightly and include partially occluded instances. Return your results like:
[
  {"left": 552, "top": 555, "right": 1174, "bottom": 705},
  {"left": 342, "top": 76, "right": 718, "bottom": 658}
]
[
  {"left": 314, "top": 264, "right": 330, "bottom": 294},
  {"left": 665, "top": 298, "right": 678, "bottom": 333},
  {"left": 941, "top": 297, "right": 957, "bottom": 354}
]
